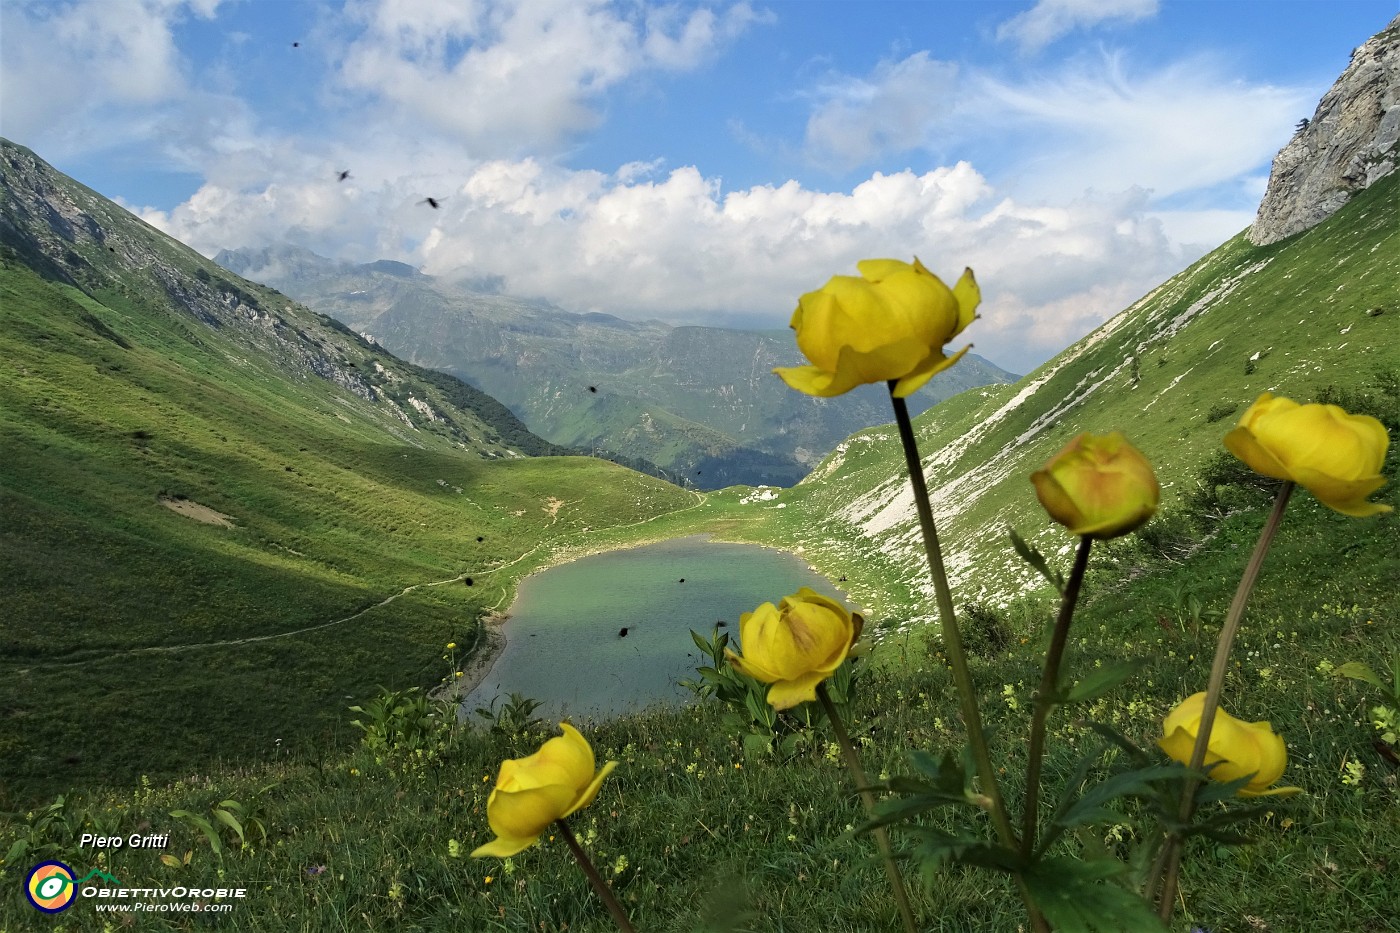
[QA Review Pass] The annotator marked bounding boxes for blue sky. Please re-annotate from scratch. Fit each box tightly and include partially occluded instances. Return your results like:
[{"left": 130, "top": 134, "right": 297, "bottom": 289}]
[{"left": 2, "top": 0, "right": 1395, "bottom": 373}]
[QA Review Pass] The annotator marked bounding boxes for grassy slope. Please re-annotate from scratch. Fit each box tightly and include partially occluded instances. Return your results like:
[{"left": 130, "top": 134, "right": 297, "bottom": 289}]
[
  {"left": 0, "top": 256, "right": 697, "bottom": 800},
  {"left": 700, "top": 170, "right": 1400, "bottom": 632}
]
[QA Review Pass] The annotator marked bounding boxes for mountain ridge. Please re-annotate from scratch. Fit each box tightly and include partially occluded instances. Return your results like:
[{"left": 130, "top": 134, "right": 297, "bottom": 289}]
[{"left": 216, "top": 242, "right": 1020, "bottom": 489}]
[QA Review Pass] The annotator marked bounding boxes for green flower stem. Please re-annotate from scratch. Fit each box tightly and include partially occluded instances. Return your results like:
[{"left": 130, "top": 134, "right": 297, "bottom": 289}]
[
  {"left": 816, "top": 682, "right": 919, "bottom": 933},
  {"left": 888, "top": 388, "right": 1017, "bottom": 848},
  {"left": 554, "top": 818, "right": 637, "bottom": 933},
  {"left": 1021, "top": 534, "right": 1094, "bottom": 857},
  {"left": 1152, "top": 480, "right": 1294, "bottom": 921},
  {"left": 888, "top": 387, "right": 1047, "bottom": 933}
]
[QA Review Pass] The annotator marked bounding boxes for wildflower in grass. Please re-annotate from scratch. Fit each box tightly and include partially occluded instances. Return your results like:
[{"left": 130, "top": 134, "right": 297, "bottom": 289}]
[
  {"left": 1224, "top": 393, "right": 1391, "bottom": 516},
  {"left": 1158, "top": 692, "right": 1300, "bottom": 797},
  {"left": 1030, "top": 432, "right": 1160, "bottom": 538},
  {"left": 1373, "top": 705, "right": 1398, "bottom": 744},
  {"left": 471, "top": 723, "right": 617, "bottom": 857},
  {"left": 724, "top": 587, "right": 862, "bottom": 710},
  {"left": 729, "top": 589, "right": 916, "bottom": 930},
  {"left": 772, "top": 258, "right": 979, "bottom": 398}
]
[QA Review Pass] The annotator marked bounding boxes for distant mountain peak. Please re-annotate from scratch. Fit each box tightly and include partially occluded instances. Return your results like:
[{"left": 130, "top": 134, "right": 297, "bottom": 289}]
[
  {"left": 1250, "top": 14, "right": 1400, "bottom": 245},
  {"left": 358, "top": 259, "right": 421, "bottom": 279}
]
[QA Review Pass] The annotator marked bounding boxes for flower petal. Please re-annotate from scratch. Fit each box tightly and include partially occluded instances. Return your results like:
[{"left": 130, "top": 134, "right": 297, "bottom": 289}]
[
  {"left": 772, "top": 363, "right": 860, "bottom": 398},
  {"left": 562, "top": 759, "right": 619, "bottom": 818},
  {"left": 891, "top": 345, "right": 971, "bottom": 398},
  {"left": 1225, "top": 393, "right": 1390, "bottom": 516},
  {"left": 470, "top": 834, "right": 539, "bottom": 858},
  {"left": 766, "top": 670, "right": 829, "bottom": 711},
  {"left": 1286, "top": 467, "right": 1390, "bottom": 516},
  {"left": 485, "top": 783, "right": 576, "bottom": 846},
  {"left": 1223, "top": 426, "right": 1294, "bottom": 482}
]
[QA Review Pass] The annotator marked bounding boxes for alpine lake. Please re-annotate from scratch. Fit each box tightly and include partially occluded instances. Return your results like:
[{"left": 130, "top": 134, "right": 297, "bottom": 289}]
[{"left": 461, "top": 535, "right": 849, "bottom": 721}]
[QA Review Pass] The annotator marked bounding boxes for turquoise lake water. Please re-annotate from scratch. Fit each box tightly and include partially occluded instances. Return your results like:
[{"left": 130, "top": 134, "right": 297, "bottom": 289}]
[{"left": 461, "top": 535, "right": 848, "bottom": 721}]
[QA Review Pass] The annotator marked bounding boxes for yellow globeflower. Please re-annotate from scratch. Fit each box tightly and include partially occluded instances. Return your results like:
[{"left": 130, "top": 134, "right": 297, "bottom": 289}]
[
  {"left": 1030, "top": 432, "right": 1160, "bottom": 539},
  {"left": 773, "top": 259, "right": 979, "bottom": 398},
  {"left": 471, "top": 723, "right": 617, "bottom": 858},
  {"left": 1224, "top": 393, "right": 1391, "bottom": 517},
  {"left": 725, "top": 588, "right": 862, "bottom": 710},
  {"left": 1158, "top": 693, "right": 1301, "bottom": 798}
]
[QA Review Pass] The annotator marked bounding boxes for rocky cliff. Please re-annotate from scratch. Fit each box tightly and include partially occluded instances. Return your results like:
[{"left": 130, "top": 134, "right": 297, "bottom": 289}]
[{"left": 1249, "top": 14, "right": 1400, "bottom": 246}]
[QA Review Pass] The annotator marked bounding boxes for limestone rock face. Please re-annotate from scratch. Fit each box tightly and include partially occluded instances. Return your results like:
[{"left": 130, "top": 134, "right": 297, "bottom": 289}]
[{"left": 1249, "top": 15, "right": 1400, "bottom": 246}]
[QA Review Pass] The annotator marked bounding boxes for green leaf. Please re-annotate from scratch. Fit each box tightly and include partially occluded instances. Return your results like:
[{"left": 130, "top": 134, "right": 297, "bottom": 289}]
[
  {"left": 1056, "top": 765, "right": 1181, "bottom": 829},
  {"left": 905, "top": 828, "right": 1021, "bottom": 877},
  {"left": 1190, "top": 771, "right": 1257, "bottom": 806},
  {"left": 1008, "top": 527, "right": 1066, "bottom": 595},
  {"left": 859, "top": 794, "right": 957, "bottom": 834},
  {"left": 1080, "top": 722, "right": 1153, "bottom": 766},
  {"left": 212, "top": 807, "right": 245, "bottom": 845},
  {"left": 1332, "top": 661, "right": 1383, "bottom": 689},
  {"left": 169, "top": 809, "right": 222, "bottom": 855},
  {"left": 778, "top": 732, "right": 806, "bottom": 758},
  {"left": 741, "top": 731, "right": 772, "bottom": 761},
  {"left": 1024, "top": 857, "right": 1169, "bottom": 933},
  {"left": 1065, "top": 660, "right": 1147, "bottom": 704},
  {"left": 1179, "top": 801, "right": 1271, "bottom": 842}
]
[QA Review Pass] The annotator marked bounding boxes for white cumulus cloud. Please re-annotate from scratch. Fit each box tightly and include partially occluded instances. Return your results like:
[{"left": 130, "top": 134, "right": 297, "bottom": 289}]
[
  {"left": 0, "top": 0, "right": 226, "bottom": 155},
  {"left": 337, "top": 0, "right": 763, "bottom": 156},
  {"left": 139, "top": 149, "right": 1196, "bottom": 374}
]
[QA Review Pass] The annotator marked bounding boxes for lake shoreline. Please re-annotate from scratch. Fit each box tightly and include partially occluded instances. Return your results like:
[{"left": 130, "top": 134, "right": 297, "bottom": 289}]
[
  {"left": 434, "top": 529, "right": 838, "bottom": 714},
  {"left": 435, "top": 531, "right": 721, "bottom": 709},
  {"left": 436, "top": 526, "right": 851, "bottom": 714}
]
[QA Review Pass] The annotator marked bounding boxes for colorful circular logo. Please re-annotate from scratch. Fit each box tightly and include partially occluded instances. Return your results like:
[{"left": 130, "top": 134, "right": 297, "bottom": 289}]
[{"left": 26, "top": 861, "right": 77, "bottom": 913}]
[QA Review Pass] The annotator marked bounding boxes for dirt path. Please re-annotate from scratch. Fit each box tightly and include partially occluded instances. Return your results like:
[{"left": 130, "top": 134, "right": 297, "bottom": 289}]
[{"left": 12, "top": 487, "right": 710, "bottom": 670}]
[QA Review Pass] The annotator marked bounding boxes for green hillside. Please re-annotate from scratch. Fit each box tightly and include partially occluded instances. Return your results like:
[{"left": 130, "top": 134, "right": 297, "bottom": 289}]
[
  {"left": 716, "top": 170, "right": 1399, "bottom": 630},
  {"left": 0, "top": 141, "right": 699, "bottom": 800}
]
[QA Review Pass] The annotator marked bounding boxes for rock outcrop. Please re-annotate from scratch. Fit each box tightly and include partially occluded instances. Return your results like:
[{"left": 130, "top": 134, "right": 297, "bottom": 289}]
[{"left": 1249, "top": 14, "right": 1400, "bottom": 245}]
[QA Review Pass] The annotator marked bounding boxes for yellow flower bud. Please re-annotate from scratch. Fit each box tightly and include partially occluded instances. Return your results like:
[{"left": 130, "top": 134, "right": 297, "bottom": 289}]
[
  {"left": 725, "top": 588, "right": 862, "bottom": 710},
  {"left": 1224, "top": 393, "right": 1391, "bottom": 517},
  {"left": 1030, "top": 432, "right": 1160, "bottom": 539},
  {"left": 1158, "top": 693, "right": 1300, "bottom": 797},
  {"left": 773, "top": 259, "right": 978, "bottom": 398},
  {"left": 471, "top": 723, "right": 617, "bottom": 858}
]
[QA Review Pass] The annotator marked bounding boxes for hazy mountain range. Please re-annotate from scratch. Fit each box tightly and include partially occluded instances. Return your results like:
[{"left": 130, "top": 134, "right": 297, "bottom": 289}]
[{"left": 215, "top": 244, "right": 1019, "bottom": 489}]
